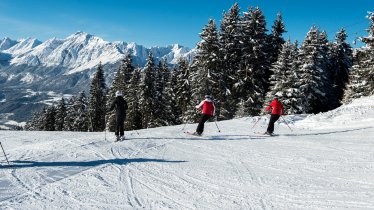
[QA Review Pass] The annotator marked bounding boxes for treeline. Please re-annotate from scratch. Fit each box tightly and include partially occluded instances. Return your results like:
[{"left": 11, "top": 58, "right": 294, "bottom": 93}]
[{"left": 25, "top": 4, "right": 374, "bottom": 131}]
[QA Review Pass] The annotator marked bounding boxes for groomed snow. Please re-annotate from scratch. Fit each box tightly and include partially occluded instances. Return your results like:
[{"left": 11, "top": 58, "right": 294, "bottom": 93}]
[{"left": 0, "top": 96, "right": 373, "bottom": 209}]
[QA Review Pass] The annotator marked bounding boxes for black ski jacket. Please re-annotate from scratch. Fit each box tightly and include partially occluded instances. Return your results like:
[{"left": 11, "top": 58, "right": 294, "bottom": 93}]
[{"left": 109, "top": 96, "right": 128, "bottom": 119}]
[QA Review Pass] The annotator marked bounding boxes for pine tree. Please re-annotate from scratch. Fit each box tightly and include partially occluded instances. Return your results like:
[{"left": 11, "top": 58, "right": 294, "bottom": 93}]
[
  {"left": 125, "top": 68, "right": 142, "bottom": 130},
  {"left": 191, "top": 18, "right": 223, "bottom": 119},
  {"left": 25, "top": 110, "right": 44, "bottom": 131},
  {"left": 296, "top": 26, "right": 327, "bottom": 113},
  {"left": 64, "top": 96, "right": 78, "bottom": 131},
  {"left": 361, "top": 12, "right": 374, "bottom": 48},
  {"left": 330, "top": 29, "right": 353, "bottom": 105},
  {"left": 219, "top": 3, "right": 241, "bottom": 119},
  {"left": 54, "top": 98, "right": 66, "bottom": 131},
  {"left": 267, "top": 12, "right": 287, "bottom": 72},
  {"left": 345, "top": 12, "right": 374, "bottom": 100},
  {"left": 182, "top": 64, "right": 200, "bottom": 123},
  {"left": 319, "top": 30, "right": 336, "bottom": 111},
  {"left": 287, "top": 41, "right": 304, "bottom": 114},
  {"left": 88, "top": 62, "right": 107, "bottom": 131},
  {"left": 44, "top": 105, "right": 56, "bottom": 131},
  {"left": 264, "top": 40, "right": 303, "bottom": 114},
  {"left": 166, "top": 66, "right": 181, "bottom": 124},
  {"left": 139, "top": 52, "right": 157, "bottom": 128},
  {"left": 237, "top": 7, "right": 269, "bottom": 116},
  {"left": 72, "top": 92, "right": 89, "bottom": 131},
  {"left": 122, "top": 54, "right": 135, "bottom": 87},
  {"left": 153, "top": 58, "right": 170, "bottom": 126},
  {"left": 175, "top": 58, "right": 191, "bottom": 120}
]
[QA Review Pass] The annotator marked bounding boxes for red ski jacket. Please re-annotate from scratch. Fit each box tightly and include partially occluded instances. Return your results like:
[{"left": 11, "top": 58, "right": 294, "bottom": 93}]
[
  {"left": 196, "top": 99, "right": 215, "bottom": 116},
  {"left": 266, "top": 99, "right": 284, "bottom": 115}
]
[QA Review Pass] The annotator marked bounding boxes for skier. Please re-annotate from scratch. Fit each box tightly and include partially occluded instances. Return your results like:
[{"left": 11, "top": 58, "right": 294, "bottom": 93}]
[
  {"left": 192, "top": 95, "right": 215, "bottom": 136},
  {"left": 108, "top": 90, "right": 128, "bottom": 141},
  {"left": 264, "top": 96, "right": 284, "bottom": 135}
]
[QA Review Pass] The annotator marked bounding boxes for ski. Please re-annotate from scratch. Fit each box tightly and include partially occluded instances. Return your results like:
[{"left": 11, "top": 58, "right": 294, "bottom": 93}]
[
  {"left": 184, "top": 131, "right": 202, "bottom": 137},
  {"left": 114, "top": 137, "right": 126, "bottom": 142},
  {"left": 253, "top": 132, "right": 278, "bottom": 137}
]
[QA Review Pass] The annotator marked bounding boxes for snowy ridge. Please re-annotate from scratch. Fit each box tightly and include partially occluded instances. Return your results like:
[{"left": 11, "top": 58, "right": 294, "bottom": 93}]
[
  {"left": 3, "top": 38, "right": 42, "bottom": 55},
  {"left": 0, "top": 32, "right": 194, "bottom": 75},
  {"left": 0, "top": 37, "right": 18, "bottom": 51},
  {"left": 0, "top": 96, "right": 373, "bottom": 209},
  {"left": 292, "top": 95, "right": 374, "bottom": 129}
]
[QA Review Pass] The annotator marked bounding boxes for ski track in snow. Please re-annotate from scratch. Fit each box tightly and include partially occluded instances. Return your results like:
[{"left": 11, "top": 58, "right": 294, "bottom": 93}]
[{"left": 1, "top": 96, "right": 374, "bottom": 209}]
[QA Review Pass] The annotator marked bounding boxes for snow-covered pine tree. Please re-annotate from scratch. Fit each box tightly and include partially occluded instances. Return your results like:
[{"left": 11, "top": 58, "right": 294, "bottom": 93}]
[
  {"left": 267, "top": 12, "right": 287, "bottom": 74},
  {"left": 361, "top": 12, "right": 374, "bottom": 48},
  {"left": 237, "top": 7, "right": 269, "bottom": 116},
  {"left": 191, "top": 18, "right": 223, "bottom": 119},
  {"left": 175, "top": 57, "right": 191, "bottom": 121},
  {"left": 182, "top": 63, "right": 200, "bottom": 123},
  {"left": 88, "top": 62, "right": 107, "bottom": 131},
  {"left": 330, "top": 28, "right": 353, "bottom": 105},
  {"left": 218, "top": 3, "right": 241, "bottom": 119},
  {"left": 122, "top": 53, "right": 135, "bottom": 88},
  {"left": 166, "top": 65, "right": 181, "bottom": 124},
  {"left": 25, "top": 110, "right": 43, "bottom": 130},
  {"left": 319, "top": 31, "right": 336, "bottom": 111},
  {"left": 125, "top": 68, "right": 142, "bottom": 130},
  {"left": 287, "top": 41, "right": 305, "bottom": 114},
  {"left": 63, "top": 96, "right": 78, "bottom": 131},
  {"left": 139, "top": 52, "right": 157, "bottom": 128},
  {"left": 72, "top": 91, "right": 89, "bottom": 131},
  {"left": 153, "top": 58, "right": 170, "bottom": 127},
  {"left": 234, "top": 7, "right": 255, "bottom": 117},
  {"left": 297, "top": 26, "right": 328, "bottom": 113},
  {"left": 54, "top": 97, "right": 66, "bottom": 131},
  {"left": 44, "top": 105, "right": 56, "bottom": 131},
  {"left": 264, "top": 40, "right": 303, "bottom": 114},
  {"left": 345, "top": 12, "right": 374, "bottom": 100},
  {"left": 160, "top": 58, "right": 178, "bottom": 125}
]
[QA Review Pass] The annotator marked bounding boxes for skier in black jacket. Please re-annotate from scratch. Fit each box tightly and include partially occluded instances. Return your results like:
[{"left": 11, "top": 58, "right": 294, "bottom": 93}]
[{"left": 109, "top": 90, "right": 128, "bottom": 141}]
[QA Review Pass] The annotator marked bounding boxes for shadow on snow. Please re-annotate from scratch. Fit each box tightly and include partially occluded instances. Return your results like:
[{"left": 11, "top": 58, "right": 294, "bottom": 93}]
[
  {"left": 5, "top": 158, "right": 187, "bottom": 168},
  {"left": 126, "top": 135, "right": 266, "bottom": 141}
]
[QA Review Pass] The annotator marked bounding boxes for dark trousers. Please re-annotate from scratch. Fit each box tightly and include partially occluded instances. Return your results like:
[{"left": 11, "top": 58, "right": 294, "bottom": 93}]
[
  {"left": 196, "top": 114, "right": 211, "bottom": 134},
  {"left": 115, "top": 116, "right": 125, "bottom": 136},
  {"left": 267, "top": 114, "right": 280, "bottom": 134}
]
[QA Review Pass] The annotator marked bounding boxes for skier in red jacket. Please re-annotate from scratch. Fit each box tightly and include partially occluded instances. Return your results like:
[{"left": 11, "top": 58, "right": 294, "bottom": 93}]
[
  {"left": 194, "top": 95, "right": 215, "bottom": 136},
  {"left": 265, "top": 96, "right": 284, "bottom": 135}
]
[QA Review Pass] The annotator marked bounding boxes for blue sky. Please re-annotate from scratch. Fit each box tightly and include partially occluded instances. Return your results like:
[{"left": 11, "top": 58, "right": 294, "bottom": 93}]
[{"left": 0, "top": 0, "right": 373, "bottom": 48}]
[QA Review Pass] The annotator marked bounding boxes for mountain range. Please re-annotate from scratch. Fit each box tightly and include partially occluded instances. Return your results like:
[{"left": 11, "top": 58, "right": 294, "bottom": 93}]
[{"left": 0, "top": 32, "right": 195, "bottom": 126}]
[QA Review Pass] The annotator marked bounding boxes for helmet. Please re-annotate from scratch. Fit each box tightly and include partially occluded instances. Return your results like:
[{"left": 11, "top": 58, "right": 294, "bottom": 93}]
[
  {"left": 115, "top": 90, "right": 123, "bottom": 97},
  {"left": 205, "top": 95, "right": 212, "bottom": 99},
  {"left": 274, "top": 93, "right": 281, "bottom": 99}
]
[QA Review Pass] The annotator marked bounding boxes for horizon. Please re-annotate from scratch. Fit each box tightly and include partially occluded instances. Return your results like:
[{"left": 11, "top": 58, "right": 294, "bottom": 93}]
[{"left": 0, "top": 0, "right": 373, "bottom": 48}]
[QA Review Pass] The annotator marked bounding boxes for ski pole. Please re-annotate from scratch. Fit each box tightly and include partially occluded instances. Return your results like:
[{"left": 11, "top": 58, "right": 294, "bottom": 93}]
[
  {"left": 104, "top": 117, "right": 107, "bottom": 141},
  {"left": 214, "top": 117, "right": 221, "bottom": 133},
  {"left": 0, "top": 142, "right": 11, "bottom": 167},
  {"left": 251, "top": 117, "right": 261, "bottom": 129},
  {"left": 281, "top": 116, "right": 293, "bottom": 132},
  {"left": 180, "top": 122, "right": 187, "bottom": 131}
]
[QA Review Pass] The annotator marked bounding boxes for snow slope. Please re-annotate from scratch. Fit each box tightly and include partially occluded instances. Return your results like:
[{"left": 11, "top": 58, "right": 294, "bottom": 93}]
[{"left": 0, "top": 96, "right": 373, "bottom": 209}]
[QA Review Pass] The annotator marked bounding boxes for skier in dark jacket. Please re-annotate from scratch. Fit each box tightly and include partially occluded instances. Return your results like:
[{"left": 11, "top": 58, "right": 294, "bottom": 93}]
[
  {"left": 109, "top": 90, "right": 128, "bottom": 141},
  {"left": 193, "top": 95, "right": 216, "bottom": 136},
  {"left": 265, "top": 96, "right": 284, "bottom": 135}
]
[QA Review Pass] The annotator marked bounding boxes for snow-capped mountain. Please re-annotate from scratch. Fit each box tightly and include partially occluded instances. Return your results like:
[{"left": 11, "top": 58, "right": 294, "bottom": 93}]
[
  {"left": 1, "top": 32, "right": 194, "bottom": 74},
  {"left": 0, "top": 32, "right": 195, "bottom": 123},
  {"left": 0, "top": 37, "right": 19, "bottom": 51}
]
